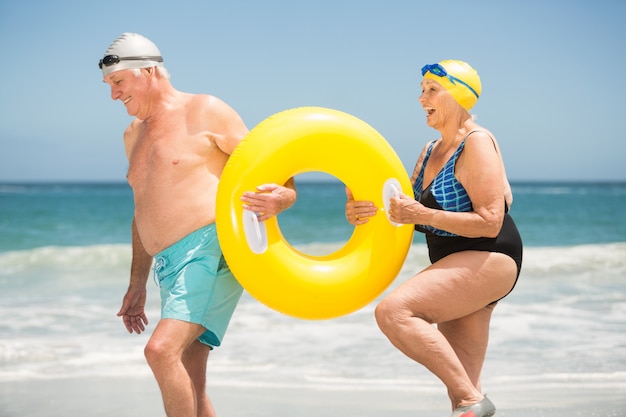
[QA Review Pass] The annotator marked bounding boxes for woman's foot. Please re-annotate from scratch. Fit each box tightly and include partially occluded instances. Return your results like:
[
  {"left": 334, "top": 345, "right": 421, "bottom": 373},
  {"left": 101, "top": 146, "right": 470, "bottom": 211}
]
[{"left": 450, "top": 396, "right": 496, "bottom": 417}]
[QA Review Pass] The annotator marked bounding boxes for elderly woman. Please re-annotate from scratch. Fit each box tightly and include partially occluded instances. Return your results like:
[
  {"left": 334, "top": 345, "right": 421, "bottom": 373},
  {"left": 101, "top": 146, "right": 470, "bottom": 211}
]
[{"left": 346, "top": 60, "right": 522, "bottom": 417}]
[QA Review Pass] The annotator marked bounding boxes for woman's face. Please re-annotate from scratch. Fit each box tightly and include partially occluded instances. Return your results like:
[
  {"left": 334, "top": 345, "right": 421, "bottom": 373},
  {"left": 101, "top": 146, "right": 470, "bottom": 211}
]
[{"left": 419, "top": 79, "right": 458, "bottom": 129}]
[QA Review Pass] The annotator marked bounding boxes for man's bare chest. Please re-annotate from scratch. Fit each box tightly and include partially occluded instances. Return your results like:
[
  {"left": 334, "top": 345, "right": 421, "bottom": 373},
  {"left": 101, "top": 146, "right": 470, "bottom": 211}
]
[{"left": 127, "top": 127, "right": 210, "bottom": 186}]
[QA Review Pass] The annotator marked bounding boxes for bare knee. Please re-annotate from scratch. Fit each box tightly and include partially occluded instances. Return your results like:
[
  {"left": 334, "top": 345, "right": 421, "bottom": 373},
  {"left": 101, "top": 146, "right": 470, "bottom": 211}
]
[
  {"left": 144, "top": 338, "right": 175, "bottom": 371},
  {"left": 375, "top": 292, "right": 436, "bottom": 337},
  {"left": 375, "top": 296, "right": 409, "bottom": 336}
]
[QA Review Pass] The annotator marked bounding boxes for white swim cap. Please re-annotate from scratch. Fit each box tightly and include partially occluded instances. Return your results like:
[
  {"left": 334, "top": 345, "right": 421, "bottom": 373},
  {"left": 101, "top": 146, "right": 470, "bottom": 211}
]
[{"left": 99, "top": 33, "right": 164, "bottom": 77}]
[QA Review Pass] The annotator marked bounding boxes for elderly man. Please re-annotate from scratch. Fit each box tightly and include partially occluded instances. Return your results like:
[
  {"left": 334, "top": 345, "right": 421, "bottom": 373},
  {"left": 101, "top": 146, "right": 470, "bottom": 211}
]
[{"left": 99, "top": 32, "right": 295, "bottom": 417}]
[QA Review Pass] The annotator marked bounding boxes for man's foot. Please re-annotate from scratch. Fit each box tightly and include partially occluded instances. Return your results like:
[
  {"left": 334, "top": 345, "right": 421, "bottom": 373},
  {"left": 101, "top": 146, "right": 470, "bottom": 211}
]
[{"left": 450, "top": 396, "right": 496, "bottom": 417}]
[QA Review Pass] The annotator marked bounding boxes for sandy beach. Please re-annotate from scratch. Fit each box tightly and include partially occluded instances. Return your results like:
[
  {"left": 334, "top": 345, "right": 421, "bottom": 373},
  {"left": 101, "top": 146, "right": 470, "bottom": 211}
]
[{"left": 1, "top": 375, "right": 624, "bottom": 417}]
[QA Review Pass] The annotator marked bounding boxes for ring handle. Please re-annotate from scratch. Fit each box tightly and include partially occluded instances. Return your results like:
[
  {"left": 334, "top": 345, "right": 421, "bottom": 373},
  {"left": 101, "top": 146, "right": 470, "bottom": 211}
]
[
  {"left": 242, "top": 209, "right": 268, "bottom": 254},
  {"left": 383, "top": 178, "right": 402, "bottom": 227}
]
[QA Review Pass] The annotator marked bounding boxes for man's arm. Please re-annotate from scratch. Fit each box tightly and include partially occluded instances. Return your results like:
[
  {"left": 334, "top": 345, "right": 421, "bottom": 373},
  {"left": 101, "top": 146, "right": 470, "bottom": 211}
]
[{"left": 116, "top": 217, "right": 152, "bottom": 334}]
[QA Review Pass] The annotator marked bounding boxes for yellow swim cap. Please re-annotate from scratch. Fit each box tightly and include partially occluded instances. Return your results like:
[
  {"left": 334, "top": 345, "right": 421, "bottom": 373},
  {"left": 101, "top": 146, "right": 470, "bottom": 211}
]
[{"left": 422, "top": 60, "right": 482, "bottom": 111}]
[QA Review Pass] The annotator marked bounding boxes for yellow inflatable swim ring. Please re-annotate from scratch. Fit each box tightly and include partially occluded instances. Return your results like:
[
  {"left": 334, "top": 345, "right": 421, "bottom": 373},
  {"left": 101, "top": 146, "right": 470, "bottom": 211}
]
[{"left": 216, "top": 107, "right": 414, "bottom": 320}]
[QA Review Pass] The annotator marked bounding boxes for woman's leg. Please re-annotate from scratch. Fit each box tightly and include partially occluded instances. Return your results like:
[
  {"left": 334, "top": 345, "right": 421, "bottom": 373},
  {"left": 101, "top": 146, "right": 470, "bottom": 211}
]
[
  {"left": 439, "top": 304, "right": 495, "bottom": 408},
  {"left": 375, "top": 251, "right": 516, "bottom": 409}
]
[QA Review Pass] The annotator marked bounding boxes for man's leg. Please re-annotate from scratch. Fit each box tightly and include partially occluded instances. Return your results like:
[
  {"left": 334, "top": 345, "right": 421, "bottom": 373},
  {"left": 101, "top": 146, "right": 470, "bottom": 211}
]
[
  {"left": 183, "top": 339, "right": 216, "bottom": 417},
  {"left": 145, "top": 318, "right": 212, "bottom": 417}
]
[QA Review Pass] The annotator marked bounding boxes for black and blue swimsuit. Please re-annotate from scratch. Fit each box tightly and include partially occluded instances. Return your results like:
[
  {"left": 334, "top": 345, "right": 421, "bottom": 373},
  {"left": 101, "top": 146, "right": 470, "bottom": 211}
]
[{"left": 413, "top": 132, "right": 523, "bottom": 300}]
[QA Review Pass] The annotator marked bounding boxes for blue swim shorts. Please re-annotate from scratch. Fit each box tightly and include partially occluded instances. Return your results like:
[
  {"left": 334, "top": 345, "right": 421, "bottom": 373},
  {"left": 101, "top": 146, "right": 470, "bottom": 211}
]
[{"left": 152, "top": 224, "right": 243, "bottom": 348}]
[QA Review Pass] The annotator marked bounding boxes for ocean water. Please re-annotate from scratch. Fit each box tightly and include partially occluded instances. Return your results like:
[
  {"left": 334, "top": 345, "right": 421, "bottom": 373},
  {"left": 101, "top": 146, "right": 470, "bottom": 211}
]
[{"left": 0, "top": 181, "right": 625, "bottom": 404}]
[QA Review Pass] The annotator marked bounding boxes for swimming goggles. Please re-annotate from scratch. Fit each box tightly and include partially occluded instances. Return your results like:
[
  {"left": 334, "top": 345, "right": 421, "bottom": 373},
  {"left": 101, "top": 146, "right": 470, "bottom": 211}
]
[
  {"left": 98, "top": 55, "right": 163, "bottom": 69},
  {"left": 421, "top": 63, "right": 479, "bottom": 99}
]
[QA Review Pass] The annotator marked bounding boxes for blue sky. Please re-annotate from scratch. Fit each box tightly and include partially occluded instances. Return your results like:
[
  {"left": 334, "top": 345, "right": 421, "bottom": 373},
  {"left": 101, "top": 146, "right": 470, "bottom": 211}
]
[{"left": 1, "top": 0, "right": 624, "bottom": 182}]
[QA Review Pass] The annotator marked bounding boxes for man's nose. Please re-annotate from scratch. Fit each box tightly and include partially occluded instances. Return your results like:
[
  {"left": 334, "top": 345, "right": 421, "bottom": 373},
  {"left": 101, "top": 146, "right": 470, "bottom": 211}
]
[{"left": 110, "top": 87, "right": 121, "bottom": 101}]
